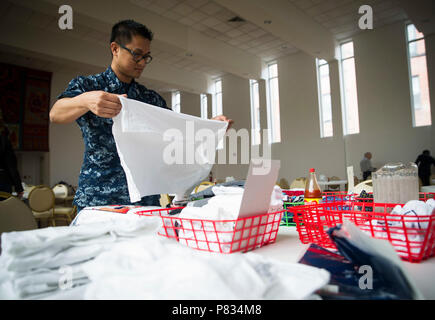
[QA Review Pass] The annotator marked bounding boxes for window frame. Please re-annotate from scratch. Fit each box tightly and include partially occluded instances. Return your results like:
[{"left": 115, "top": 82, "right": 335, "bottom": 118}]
[
  {"left": 339, "top": 40, "right": 360, "bottom": 136},
  {"left": 172, "top": 91, "right": 181, "bottom": 113},
  {"left": 200, "top": 93, "right": 208, "bottom": 119},
  {"left": 265, "top": 62, "right": 281, "bottom": 144},
  {"left": 405, "top": 23, "right": 432, "bottom": 127},
  {"left": 316, "top": 58, "right": 333, "bottom": 138},
  {"left": 212, "top": 79, "right": 223, "bottom": 118},
  {"left": 249, "top": 79, "right": 261, "bottom": 146}
]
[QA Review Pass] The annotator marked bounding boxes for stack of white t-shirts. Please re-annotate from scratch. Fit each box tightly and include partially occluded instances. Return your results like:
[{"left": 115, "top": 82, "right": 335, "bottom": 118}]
[
  {"left": 170, "top": 185, "right": 283, "bottom": 253},
  {"left": 0, "top": 217, "right": 161, "bottom": 299},
  {"left": 71, "top": 205, "right": 163, "bottom": 226},
  {"left": 81, "top": 234, "right": 330, "bottom": 300},
  {"left": 113, "top": 96, "right": 228, "bottom": 203},
  {"left": 361, "top": 199, "right": 435, "bottom": 255}
]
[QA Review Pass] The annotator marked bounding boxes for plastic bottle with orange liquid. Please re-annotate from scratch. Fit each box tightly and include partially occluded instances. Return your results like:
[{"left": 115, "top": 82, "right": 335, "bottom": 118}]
[{"left": 304, "top": 168, "right": 322, "bottom": 204}]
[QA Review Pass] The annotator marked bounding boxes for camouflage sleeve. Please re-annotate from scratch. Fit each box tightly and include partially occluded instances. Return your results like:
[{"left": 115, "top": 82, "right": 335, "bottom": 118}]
[{"left": 57, "top": 76, "right": 88, "bottom": 100}]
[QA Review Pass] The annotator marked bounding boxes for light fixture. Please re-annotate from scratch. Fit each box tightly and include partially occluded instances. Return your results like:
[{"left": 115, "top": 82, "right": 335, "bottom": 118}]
[{"left": 228, "top": 16, "right": 246, "bottom": 23}]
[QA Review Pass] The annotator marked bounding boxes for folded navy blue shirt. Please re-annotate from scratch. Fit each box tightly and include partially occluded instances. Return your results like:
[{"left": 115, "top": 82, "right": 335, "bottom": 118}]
[{"left": 298, "top": 226, "right": 418, "bottom": 300}]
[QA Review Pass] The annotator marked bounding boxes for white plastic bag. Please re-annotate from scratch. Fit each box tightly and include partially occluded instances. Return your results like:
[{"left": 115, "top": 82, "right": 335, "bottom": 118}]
[{"left": 113, "top": 97, "right": 228, "bottom": 202}]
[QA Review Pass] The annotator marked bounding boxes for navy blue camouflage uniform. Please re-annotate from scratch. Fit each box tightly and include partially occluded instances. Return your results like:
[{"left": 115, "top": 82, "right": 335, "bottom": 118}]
[{"left": 57, "top": 66, "right": 170, "bottom": 213}]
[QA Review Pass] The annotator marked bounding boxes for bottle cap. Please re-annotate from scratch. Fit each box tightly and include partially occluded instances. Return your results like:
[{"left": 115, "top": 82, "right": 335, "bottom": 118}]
[{"left": 309, "top": 168, "right": 315, "bottom": 173}]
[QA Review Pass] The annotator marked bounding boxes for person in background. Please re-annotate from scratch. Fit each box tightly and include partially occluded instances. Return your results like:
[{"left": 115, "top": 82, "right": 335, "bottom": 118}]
[
  {"left": 50, "top": 20, "right": 233, "bottom": 214},
  {"left": 0, "top": 120, "right": 24, "bottom": 198},
  {"left": 360, "top": 152, "right": 376, "bottom": 181},
  {"left": 415, "top": 150, "right": 435, "bottom": 186}
]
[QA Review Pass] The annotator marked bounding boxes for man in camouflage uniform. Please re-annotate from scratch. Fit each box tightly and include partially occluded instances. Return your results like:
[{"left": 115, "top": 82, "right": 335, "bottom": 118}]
[{"left": 50, "top": 20, "right": 232, "bottom": 213}]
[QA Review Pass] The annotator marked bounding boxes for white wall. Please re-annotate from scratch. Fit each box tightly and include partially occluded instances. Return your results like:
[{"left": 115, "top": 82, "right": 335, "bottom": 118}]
[
  {"left": 207, "top": 20, "right": 435, "bottom": 184},
  {"left": 181, "top": 91, "right": 201, "bottom": 117},
  {"left": 271, "top": 51, "right": 347, "bottom": 183},
  {"left": 160, "top": 92, "right": 172, "bottom": 109},
  {"left": 344, "top": 21, "right": 434, "bottom": 174},
  {"left": 14, "top": 151, "right": 48, "bottom": 187},
  {"left": 49, "top": 71, "right": 85, "bottom": 187},
  {"left": 212, "top": 73, "right": 252, "bottom": 181}
]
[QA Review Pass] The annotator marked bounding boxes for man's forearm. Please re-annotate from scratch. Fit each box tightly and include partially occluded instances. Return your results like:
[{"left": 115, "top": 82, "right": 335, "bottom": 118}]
[{"left": 49, "top": 95, "right": 89, "bottom": 124}]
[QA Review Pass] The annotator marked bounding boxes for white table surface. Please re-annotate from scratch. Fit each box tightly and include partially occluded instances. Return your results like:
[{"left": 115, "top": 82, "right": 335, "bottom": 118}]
[
  {"left": 256, "top": 226, "right": 435, "bottom": 299},
  {"left": 6, "top": 220, "right": 432, "bottom": 300}
]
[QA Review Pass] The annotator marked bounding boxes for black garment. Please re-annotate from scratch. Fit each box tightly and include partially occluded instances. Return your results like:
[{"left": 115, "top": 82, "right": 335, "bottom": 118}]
[
  {"left": 0, "top": 134, "right": 23, "bottom": 194},
  {"left": 362, "top": 171, "right": 372, "bottom": 181},
  {"left": 419, "top": 175, "right": 430, "bottom": 186},
  {"left": 415, "top": 154, "right": 435, "bottom": 186}
]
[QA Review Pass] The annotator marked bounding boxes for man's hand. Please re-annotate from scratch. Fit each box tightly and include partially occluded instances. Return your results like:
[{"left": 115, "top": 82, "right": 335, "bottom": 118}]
[
  {"left": 84, "top": 91, "right": 126, "bottom": 118},
  {"left": 211, "top": 115, "right": 234, "bottom": 131}
]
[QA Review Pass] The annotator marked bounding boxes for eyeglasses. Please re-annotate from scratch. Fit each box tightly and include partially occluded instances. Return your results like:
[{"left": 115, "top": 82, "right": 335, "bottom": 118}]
[{"left": 117, "top": 42, "right": 153, "bottom": 64}]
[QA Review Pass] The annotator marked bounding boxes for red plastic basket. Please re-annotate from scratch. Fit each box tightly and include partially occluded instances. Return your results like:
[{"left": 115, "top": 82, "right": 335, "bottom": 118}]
[
  {"left": 135, "top": 207, "right": 284, "bottom": 254},
  {"left": 290, "top": 198, "right": 435, "bottom": 263},
  {"left": 281, "top": 191, "right": 353, "bottom": 227},
  {"left": 322, "top": 191, "right": 434, "bottom": 202}
]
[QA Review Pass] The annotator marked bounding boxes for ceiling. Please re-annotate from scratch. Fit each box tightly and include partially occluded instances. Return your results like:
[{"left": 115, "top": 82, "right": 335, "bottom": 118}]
[
  {"left": 0, "top": 0, "right": 429, "bottom": 94},
  {"left": 289, "top": 0, "right": 408, "bottom": 40},
  {"left": 132, "top": 0, "right": 299, "bottom": 61}
]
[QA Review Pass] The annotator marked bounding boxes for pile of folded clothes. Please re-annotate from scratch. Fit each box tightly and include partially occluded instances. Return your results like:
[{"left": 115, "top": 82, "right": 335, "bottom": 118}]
[
  {"left": 0, "top": 217, "right": 161, "bottom": 299},
  {"left": 165, "top": 184, "right": 283, "bottom": 253},
  {"left": 81, "top": 233, "right": 330, "bottom": 300},
  {"left": 0, "top": 218, "right": 331, "bottom": 300}
]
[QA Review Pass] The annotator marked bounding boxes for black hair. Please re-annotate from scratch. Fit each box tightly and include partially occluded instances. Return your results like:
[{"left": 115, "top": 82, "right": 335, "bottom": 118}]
[
  {"left": 110, "top": 20, "right": 153, "bottom": 45},
  {"left": 423, "top": 150, "right": 430, "bottom": 155}
]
